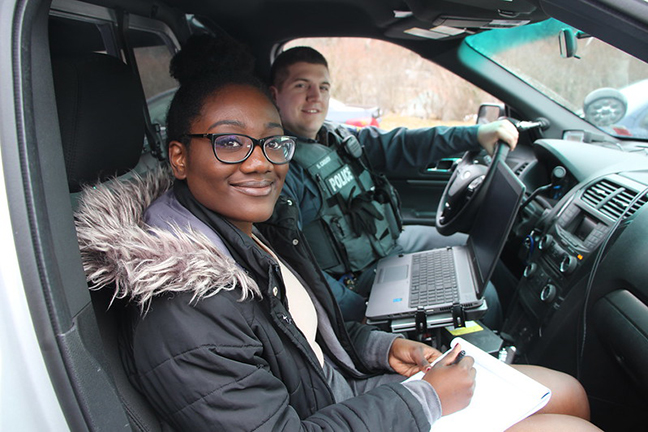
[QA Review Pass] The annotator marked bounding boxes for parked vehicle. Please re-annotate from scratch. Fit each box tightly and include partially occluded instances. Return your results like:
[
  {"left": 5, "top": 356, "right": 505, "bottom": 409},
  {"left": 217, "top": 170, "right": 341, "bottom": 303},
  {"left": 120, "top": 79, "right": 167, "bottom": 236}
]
[
  {"left": 583, "top": 79, "right": 648, "bottom": 138},
  {"left": 1, "top": 0, "right": 647, "bottom": 430},
  {"left": 327, "top": 98, "right": 381, "bottom": 127}
]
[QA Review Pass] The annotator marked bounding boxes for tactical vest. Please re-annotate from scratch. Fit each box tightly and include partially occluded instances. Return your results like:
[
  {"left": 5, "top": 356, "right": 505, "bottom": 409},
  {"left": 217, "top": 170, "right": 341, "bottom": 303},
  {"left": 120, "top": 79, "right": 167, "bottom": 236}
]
[{"left": 293, "top": 124, "right": 402, "bottom": 277}]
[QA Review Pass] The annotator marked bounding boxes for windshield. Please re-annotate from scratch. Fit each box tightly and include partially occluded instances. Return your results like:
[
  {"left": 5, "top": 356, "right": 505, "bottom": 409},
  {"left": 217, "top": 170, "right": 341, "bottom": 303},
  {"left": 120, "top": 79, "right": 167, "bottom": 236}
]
[{"left": 466, "top": 19, "right": 648, "bottom": 140}]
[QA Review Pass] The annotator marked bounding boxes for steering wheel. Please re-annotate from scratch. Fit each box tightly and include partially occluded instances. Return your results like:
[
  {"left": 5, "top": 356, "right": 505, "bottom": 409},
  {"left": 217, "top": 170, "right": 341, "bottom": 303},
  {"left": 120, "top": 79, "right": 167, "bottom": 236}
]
[{"left": 436, "top": 142, "right": 510, "bottom": 236}]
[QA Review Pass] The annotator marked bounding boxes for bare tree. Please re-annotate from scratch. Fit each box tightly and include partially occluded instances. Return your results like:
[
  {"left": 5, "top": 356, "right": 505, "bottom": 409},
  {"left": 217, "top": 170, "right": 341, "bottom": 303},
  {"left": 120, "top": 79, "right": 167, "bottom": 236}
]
[{"left": 288, "top": 37, "right": 497, "bottom": 125}]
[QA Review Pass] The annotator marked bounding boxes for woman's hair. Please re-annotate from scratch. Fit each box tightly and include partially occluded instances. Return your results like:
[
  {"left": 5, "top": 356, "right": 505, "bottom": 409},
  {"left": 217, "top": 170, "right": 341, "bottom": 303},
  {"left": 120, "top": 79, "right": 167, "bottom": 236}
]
[{"left": 166, "top": 33, "right": 272, "bottom": 147}]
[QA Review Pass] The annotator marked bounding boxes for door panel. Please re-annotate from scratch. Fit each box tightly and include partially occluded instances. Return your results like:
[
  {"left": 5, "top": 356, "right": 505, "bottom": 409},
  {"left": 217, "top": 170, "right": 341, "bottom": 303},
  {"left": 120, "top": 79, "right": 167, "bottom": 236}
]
[{"left": 389, "top": 157, "right": 459, "bottom": 226}]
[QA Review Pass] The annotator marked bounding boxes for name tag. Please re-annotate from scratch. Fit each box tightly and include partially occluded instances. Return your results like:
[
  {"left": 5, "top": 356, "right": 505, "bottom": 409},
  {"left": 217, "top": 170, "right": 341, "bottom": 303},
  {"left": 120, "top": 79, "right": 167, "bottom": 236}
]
[{"left": 316, "top": 155, "right": 331, "bottom": 170}]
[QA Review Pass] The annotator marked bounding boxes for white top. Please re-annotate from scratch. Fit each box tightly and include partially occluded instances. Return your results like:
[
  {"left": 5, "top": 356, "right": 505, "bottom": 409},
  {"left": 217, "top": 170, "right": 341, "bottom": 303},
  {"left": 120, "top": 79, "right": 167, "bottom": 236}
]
[{"left": 253, "top": 235, "right": 324, "bottom": 366}]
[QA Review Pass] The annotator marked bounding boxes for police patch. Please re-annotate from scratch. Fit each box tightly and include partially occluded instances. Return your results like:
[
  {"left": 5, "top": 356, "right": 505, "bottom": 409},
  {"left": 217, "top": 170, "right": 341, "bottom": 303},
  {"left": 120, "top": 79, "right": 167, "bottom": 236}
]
[{"left": 327, "top": 165, "right": 354, "bottom": 193}]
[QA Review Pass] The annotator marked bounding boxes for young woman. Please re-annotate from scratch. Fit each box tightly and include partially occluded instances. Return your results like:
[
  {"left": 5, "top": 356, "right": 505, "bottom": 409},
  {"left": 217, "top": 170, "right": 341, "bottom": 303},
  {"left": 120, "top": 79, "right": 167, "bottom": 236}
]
[{"left": 74, "top": 35, "right": 598, "bottom": 431}]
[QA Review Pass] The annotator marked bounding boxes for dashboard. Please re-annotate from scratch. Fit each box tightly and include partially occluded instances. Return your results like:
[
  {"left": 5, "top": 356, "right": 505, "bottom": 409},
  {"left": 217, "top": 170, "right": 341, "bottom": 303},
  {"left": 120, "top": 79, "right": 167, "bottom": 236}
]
[{"left": 499, "top": 138, "right": 648, "bottom": 425}]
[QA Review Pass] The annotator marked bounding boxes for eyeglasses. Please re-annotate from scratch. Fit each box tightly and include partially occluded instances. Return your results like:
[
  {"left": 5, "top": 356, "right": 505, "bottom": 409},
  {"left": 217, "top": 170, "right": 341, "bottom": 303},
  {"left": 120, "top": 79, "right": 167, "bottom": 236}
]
[{"left": 183, "top": 133, "right": 296, "bottom": 165}]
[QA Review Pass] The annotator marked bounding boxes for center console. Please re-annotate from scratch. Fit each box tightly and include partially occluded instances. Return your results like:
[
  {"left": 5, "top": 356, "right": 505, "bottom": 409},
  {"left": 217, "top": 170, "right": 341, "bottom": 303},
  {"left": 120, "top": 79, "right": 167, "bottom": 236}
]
[{"left": 503, "top": 175, "right": 644, "bottom": 352}]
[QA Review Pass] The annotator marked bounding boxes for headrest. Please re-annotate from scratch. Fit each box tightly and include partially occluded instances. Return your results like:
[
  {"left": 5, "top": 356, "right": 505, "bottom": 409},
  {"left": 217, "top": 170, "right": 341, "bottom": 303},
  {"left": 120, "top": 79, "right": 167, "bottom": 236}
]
[{"left": 52, "top": 53, "right": 146, "bottom": 192}]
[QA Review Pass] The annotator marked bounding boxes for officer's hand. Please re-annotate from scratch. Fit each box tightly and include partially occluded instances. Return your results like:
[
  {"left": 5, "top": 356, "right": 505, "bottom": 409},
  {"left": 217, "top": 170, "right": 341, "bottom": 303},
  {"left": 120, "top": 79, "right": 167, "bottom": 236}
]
[{"left": 477, "top": 119, "right": 518, "bottom": 155}]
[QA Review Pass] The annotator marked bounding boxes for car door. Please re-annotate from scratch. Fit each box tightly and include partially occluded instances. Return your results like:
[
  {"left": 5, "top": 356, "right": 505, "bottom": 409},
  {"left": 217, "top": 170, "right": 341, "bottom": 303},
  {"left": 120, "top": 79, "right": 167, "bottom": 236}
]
[{"left": 388, "top": 152, "right": 462, "bottom": 226}]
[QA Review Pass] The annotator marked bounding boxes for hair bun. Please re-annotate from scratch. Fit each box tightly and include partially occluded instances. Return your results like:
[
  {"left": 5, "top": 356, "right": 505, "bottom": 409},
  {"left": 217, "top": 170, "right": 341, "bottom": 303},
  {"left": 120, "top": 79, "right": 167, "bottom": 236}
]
[{"left": 170, "top": 33, "right": 255, "bottom": 86}]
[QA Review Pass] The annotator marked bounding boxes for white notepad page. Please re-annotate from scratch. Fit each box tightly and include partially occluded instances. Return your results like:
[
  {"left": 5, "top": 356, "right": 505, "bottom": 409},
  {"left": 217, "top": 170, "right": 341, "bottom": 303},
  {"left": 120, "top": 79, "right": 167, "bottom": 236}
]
[{"left": 405, "top": 337, "right": 551, "bottom": 432}]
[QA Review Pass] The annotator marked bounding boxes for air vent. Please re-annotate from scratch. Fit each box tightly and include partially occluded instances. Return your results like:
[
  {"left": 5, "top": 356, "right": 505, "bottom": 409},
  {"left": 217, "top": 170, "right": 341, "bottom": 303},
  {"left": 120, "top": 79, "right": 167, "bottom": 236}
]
[
  {"left": 582, "top": 179, "right": 647, "bottom": 220},
  {"left": 582, "top": 180, "right": 618, "bottom": 207},
  {"left": 601, "top": 188, "right": 647, "bottom": 220},
  {"left": 514, "top": 162, "right": 529, "bottom": 176}
]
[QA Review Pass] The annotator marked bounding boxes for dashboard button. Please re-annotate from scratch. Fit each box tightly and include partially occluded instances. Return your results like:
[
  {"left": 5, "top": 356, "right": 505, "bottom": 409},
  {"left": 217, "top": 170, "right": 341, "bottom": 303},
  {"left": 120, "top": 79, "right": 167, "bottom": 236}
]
[
  {"left": 539, "top": 234, "right": 554, "bottom": 251},
  {"left": 560, "top": 255, "right": 578, "bottom": 274},
  {"left": 540, "top": 284, "right": 557, "bottom": 303},
  {"left": 524, "top": 263, "right": 538, "bottom": 278}
]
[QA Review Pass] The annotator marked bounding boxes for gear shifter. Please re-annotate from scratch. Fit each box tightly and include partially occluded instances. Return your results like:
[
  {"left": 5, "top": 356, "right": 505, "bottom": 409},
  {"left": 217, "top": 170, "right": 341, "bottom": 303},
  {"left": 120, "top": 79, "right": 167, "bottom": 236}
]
[
  {"left": 516, "top": 117, "right": 551, "bottom": 131},
  {"left": 520, "top": 165, "right": 566, "bottom": 209}
]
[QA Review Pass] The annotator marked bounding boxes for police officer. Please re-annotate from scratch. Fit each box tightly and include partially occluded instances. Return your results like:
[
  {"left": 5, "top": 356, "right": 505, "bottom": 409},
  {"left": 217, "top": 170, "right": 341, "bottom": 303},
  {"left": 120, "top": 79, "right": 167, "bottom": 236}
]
[{"left": 269, "top": 46, "right": 518, "bottom": 322}]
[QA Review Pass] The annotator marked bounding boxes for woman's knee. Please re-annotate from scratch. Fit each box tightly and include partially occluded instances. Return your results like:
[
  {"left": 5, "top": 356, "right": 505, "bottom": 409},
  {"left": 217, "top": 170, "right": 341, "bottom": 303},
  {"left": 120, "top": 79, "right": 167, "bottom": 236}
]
[
  {"left": 507, "top": 414, "right": 602, "bottom": 432},
  {"left": 512, "top": 365, "right": 590, "bottom": 420}
]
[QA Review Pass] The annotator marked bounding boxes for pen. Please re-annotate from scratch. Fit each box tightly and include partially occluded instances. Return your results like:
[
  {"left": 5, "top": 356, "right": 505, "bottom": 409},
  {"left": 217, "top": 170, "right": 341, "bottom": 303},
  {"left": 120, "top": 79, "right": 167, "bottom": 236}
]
[
  {"left": 422, "top": 345, "right": 464, "bottom": 372},
  {"left": 450, "top": 349, "right": 466, "bottom": 366},
  {"left": 417, "top": 346, "right": 433, "bottom": 373}
]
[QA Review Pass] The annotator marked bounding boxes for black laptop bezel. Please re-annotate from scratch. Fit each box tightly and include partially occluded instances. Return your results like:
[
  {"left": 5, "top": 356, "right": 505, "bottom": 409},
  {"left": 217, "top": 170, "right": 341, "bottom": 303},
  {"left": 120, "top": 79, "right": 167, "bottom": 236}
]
[{"left": 465, "top": 162, "right": 526, "bottom": 298}]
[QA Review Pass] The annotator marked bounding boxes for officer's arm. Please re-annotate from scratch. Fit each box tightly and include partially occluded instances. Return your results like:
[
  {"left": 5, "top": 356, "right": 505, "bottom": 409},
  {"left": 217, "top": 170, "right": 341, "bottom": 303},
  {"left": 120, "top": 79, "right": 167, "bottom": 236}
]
[{"left": 355, "top": 125, "right": 480, "bottom": 175}]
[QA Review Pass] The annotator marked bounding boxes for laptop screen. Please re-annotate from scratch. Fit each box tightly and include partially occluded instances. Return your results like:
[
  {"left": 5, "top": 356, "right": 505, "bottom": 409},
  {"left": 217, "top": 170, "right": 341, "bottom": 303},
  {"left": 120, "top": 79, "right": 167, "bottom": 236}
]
[{"left": 467, "top": 163, "right": 525, "bottom": 296}]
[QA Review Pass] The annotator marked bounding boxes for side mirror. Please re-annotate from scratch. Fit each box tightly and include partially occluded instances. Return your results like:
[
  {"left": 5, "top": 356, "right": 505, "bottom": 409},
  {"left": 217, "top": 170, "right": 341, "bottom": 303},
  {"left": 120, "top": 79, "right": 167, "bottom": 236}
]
[
  {"left": 559, "top": 28, "right": 577, "bottom": 58},
  {"left": 476, "top": 103, "right": 505, "bottom": 125}
]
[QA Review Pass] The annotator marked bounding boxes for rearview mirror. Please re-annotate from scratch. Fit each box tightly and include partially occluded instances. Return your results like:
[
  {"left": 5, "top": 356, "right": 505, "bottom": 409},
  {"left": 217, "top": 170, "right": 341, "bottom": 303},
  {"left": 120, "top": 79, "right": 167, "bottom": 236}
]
[{"left": 559, "top": 28, "right": 578, "bottom": 58}]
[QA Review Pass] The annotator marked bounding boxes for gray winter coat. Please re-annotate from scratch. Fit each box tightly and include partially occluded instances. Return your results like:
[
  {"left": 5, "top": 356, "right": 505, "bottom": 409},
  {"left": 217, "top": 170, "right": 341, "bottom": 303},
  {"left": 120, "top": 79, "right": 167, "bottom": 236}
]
[{"left": 74, "top": 167, "right": 437, "bottom": 431}]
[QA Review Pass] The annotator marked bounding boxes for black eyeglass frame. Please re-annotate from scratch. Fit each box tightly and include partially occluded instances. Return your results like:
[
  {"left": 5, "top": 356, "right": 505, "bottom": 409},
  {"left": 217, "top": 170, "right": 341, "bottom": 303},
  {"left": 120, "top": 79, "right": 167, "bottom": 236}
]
[{"left": 183, "top": 133, "right": 296, "bottom": 165}]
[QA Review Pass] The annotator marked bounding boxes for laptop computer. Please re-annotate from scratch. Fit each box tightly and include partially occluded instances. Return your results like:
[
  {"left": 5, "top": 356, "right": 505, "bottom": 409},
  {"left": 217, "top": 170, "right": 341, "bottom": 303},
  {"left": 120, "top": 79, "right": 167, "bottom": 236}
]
[{"left": 365, "top": 162, "right": 525, "bottom": 321}]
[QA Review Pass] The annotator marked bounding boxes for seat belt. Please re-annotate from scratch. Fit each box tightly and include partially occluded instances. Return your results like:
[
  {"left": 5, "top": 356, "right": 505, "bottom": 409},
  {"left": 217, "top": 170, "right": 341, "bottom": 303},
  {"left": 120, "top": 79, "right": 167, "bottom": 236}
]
[{"left": 116, "top": 9, "right": 166, "bottom": 161}]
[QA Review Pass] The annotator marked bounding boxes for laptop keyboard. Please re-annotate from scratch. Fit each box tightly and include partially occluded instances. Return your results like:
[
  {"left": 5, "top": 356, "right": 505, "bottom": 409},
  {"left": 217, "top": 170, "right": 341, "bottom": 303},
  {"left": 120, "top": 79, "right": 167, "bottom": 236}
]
[{"left": 409, "top": 249, "right": 459, "bottom": 308}]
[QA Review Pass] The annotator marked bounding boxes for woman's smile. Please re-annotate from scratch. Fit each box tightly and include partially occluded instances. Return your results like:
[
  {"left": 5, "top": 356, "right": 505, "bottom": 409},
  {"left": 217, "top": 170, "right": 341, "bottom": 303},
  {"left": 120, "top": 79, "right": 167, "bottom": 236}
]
[{"left": 229, "top": 178, "right": 276, "bottom": 197}]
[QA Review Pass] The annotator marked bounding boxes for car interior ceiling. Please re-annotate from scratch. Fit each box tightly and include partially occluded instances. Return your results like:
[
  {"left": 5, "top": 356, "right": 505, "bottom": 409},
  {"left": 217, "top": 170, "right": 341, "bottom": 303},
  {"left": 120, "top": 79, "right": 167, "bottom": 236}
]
[{"left": 17, "top": 0, "right": 647, "bottom": 430}]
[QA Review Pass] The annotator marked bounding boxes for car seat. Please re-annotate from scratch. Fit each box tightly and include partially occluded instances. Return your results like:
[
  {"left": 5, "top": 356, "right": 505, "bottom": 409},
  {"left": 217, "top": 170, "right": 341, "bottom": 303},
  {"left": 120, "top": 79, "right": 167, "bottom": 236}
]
[{"left": 52, "top": 52, "right": 174, "bottom": 432}]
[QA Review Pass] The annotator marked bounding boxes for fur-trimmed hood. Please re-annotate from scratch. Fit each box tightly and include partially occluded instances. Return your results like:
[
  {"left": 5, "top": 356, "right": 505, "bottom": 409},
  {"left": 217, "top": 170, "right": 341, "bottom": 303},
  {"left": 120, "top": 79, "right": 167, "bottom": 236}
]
[{"left": 74, "top": 165, "right": 259, "bottom": 310}]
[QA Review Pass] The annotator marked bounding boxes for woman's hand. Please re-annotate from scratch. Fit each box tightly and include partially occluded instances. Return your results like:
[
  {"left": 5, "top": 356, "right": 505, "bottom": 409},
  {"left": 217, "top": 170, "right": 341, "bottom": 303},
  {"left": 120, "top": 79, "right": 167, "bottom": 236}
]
[
  {"left": 388, "top": 338, "right": 441, "bottom": 377},
  {"left": 422, "top": 344, "right": 476, "bottom": 416}
]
